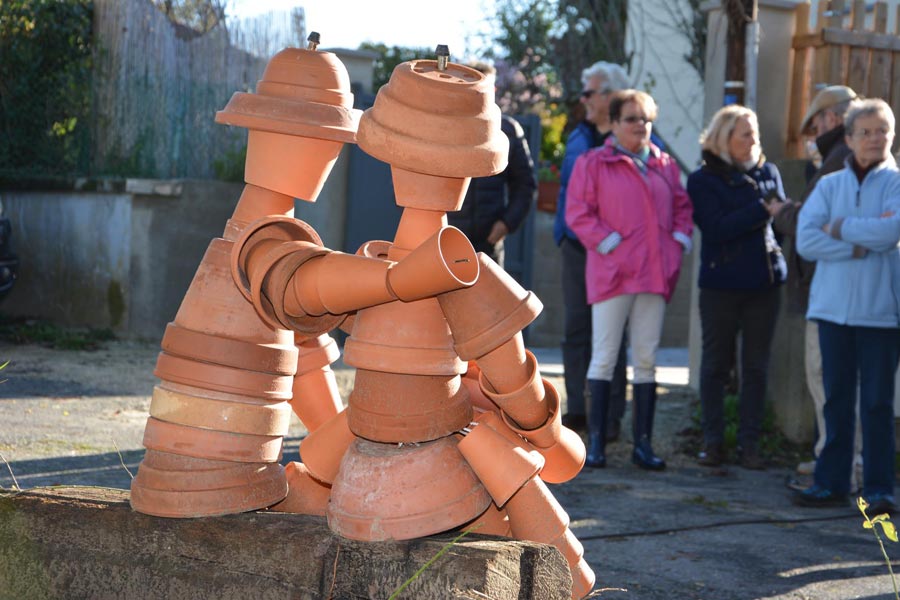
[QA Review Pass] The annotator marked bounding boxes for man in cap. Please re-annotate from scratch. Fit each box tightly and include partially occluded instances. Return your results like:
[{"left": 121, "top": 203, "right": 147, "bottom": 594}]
[{"left": 774, "top": 84, "right": 858, "bottom": 488}]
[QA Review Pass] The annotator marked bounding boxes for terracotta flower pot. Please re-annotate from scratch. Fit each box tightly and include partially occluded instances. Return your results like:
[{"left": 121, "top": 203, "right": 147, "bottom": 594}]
[
  {"left": 390, "top": 167, "right": 471, "bottom": 212},
  {"left": 342, "top": 297, "right": 464, "bottom": 375},
  {"left": 459, "top": 502, "right": 512, "bottom": 538},
  {"left": 160, "top": 323, "right": 298, "bottom": 376},
  {"left": 438, "top": 253, "right": 543, "bottom": 360},
  {"left": 478, "top": 348, "right": 548, "bottom": 430},
  {"left": 133, "top": 459, "right": 281, "bottom": 492},
  {"left": 174, "top": 238, "right": 293, "bottom": 343},
  {"left": 130, "top": 462, "right": 287, "bottom": 518},
  {"left": 268, "top": 461, "right": 332, "bottom": 516},
  {"left": 225, "top": 184, "right": 296, "bottom": 242},
  {"left": 534, "top": 426, "right": 586, "bottom": 485},
  {"left": 472, "top": 409, "right": 532, "bottom": 453},
  {"left": 457, "top": 423, "right": 544, "bottom": 508},
  {"left": 290, "top": 366, "right": 343, "bottom": 433},
  {"left": 390, "top": 207, "right": 449, "bottom": 254},
  {"left": 461, "top": 374, "right": 496, "bottom": 413},
  {"left": 142, "top": 417, "right": 283, "bottom": 463},
  {"left": 386, "top": 226, "right": 478, "bottom": 302},
  {"left": 298, "top": 409, "right": 356, "bottom": 485},
  {"left": 476, "top": 333, "right": 528, "bottom": 393},
  {"left": 154, "top": 352, "right": 293, "bottom": 400},
  {"left": 295, "top": 333, "right": 341, "bottom": 374},
  {"left": 357, "top": 60, "right": 508, "bottom": 180},
  {"left": 140, "top": 448, "right": 237, "bottom": 471},
  {"left": 149, "top": 385, "right": 292, "bottom": 436},
  {"left": 245, "top": 130, "right": 343, "bottom": 201},
  {"left": 570, "top": 558, "right": 597, "bottom": 600},
  {"left": 504, "top": 477, "right": 570, "bottom": 544},
  {"left": 327, "top": 436, "right": 491, "bottom": 541},
  {"left": 348, "top": 370, "right": 471, "bottom": 443},
  {"left": 500, "top": 378, "right": 563, "bottom": 449},
  {"left": 293, "top": 251, "right": 395, "bottom": 315},
  {"left": 356, "top": 239, "right": 392, "bottom": 260}
]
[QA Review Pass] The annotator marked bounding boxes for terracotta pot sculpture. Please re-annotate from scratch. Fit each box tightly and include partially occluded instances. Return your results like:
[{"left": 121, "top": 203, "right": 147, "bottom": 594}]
[
  {"left": 457, "top": 423, "right": 544, "bottom": 507},
  {"left": 299, "top": 409, "right": 356, "bottom": 485},
  {"left": 269, "top": 461, "right": 331, "bottom": 516}
]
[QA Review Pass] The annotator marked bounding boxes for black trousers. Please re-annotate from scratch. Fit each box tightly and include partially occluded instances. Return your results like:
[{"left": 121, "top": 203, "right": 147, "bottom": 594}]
[{"left": 699, "top": 286, "right": 780, "bottom": 449}]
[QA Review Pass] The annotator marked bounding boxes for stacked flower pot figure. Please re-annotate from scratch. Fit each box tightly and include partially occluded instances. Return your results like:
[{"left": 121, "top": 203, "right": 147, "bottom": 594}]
[{"left": 129, "top": 37, "right": 595, "bottom": 599}]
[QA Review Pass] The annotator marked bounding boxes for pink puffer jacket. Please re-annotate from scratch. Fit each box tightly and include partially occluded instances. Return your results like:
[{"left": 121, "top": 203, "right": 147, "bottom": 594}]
[{"left": 565, "top": 141, "right": 693, "bottom": 304}]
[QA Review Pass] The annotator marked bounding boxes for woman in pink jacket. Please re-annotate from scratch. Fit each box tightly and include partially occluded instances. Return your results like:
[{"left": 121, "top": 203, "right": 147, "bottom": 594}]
[{"left": 566, "top": 89, "right": 693, "bottom": 470}]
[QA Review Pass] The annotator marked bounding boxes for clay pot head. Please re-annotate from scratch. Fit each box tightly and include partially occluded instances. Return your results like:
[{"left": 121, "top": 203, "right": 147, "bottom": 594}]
[
  {"left": 357, "top": 59, "right": 509, "bottom": 210},
  {"left": 215, "top": 47, "right": 362, "bottom": 201}
]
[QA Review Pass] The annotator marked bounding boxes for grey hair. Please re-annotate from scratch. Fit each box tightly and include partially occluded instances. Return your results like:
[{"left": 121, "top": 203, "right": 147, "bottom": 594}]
[
  {"left": 700, "top": 104, "right": 761, "bottom": 166},
  {"left": 580, "top": 61, "right": 629, "bottom": 91},
  {"left": 844, "top": 98, "right": 895, "bottom": 136}
]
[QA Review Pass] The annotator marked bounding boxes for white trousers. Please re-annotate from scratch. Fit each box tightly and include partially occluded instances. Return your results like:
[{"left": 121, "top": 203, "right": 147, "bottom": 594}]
[{"left": 588, "top": 293, "right": 666, "bottom": 384}]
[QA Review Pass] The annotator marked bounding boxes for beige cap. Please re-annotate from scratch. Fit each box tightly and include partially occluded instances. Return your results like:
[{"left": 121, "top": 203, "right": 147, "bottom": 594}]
[{"left": 801, "top": 85, "right": 858, "bottom": 135}]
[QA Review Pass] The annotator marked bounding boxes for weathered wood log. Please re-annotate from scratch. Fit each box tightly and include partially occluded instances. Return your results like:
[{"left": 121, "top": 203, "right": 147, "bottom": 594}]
[{"left": 0, "top": 487, "right": 572, "bottom": 600}]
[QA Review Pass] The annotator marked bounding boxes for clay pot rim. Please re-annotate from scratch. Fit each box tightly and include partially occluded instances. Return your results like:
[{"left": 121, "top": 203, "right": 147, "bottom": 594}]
[
  {"left": 499, "top": 377, "right": 562, "bottom": 449},
  {"left": 216, "top": 92, "right": 360, "bottom": 143},
  {"left": 161, "top": 323, "right": 298, "bottom": 376},
  {"left": 451, "top": 291, "right": 543, "bottom": 360}
]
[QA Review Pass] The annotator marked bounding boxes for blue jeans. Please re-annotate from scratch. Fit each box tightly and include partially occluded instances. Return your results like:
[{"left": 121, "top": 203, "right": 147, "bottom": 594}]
[{"left": 816, "top": 320, "right": 900, "bottom": 497}]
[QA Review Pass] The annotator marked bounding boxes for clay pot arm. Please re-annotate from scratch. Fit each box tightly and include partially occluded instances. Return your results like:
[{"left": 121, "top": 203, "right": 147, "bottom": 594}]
[{"left": 290, "top": 333, "right": 344, "bottom": 433}]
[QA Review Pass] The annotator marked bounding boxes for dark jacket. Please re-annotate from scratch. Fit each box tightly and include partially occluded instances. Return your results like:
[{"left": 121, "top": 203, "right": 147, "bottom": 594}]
[
  {"left": 688, "top": 150, "right": 787, "bottom": 290},
  {"left": 448, "top": 116, "right": 536, "bottom": 251},
  {"left": 554, "top": 121, "right": 609, "bottom": 245},
  {"left": 773, "top": 124, "right": 852, "bottom": 313}
]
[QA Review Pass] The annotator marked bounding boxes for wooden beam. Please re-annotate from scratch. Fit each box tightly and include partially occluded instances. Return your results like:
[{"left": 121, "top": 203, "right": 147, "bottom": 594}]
[
  {"left": 812, "top": 0, "right": 831, "bottom": 86},
  {"left": 794, "top": 28, "right": 900, "bottom": 52},
  {"left": 829, "top": 0, "right": 847, "bottom": 84},
  {"left": 868, "top": 2, "right": 891, "bottom": 99},
  {"left": 788, "top": 2, "right": 813, "bottom": 158},
  {"left": 846, "top": 0, "right": 869, "bottom": 93}
]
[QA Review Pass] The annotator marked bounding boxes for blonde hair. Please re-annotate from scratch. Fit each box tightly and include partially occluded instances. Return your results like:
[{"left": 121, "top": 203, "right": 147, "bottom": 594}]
[{"left": 700, "top": 105, "right": 760, "bottom": 165}]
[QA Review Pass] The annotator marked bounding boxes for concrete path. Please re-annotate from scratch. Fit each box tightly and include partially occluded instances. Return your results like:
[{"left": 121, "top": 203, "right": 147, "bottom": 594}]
[{"left": 0, "top": 340, "right": 898, "bottom": 599}]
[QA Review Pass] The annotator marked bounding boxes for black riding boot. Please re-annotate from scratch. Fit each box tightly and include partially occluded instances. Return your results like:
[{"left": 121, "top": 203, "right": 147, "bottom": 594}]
[
  {"left": 586, "top": 379, "right": 611, "bottom": 468},
  {"left": 632, "top": 382, "right": 666, "bottom": 471}
]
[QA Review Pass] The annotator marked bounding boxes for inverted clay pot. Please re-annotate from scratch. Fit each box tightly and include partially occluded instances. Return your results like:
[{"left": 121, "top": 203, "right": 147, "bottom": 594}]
[
  {"left": 390, "top": 207, "right": 449, "bottom": 254},
  {"left": 142, "top": 417, "right": 283, "bottom": 463},
  {"left": 224, "top": 184, "right": 296, "bottom": 242},
  {"left": 161, "top": 323, "right": 298, "bottom": 376},
  {"left": 457, "top": 423, "right": 544, "bottom": 507},
  {"left": 390, "top": 167, "right": 471, "bottom": 212},
  {"left": 154, "top": 352, "right": 293, "bottom": 400},
  {"left": 505, "top": 477, "right": 570, "bottom": 544},
  {"left": 130, "top": 462, "right": 287, "bottom": 518},
  {"left": 478, "top": 348, "right": 548, "bottom": 430},
  {"left": 472, "top": 409, "right": 532, "bottom": 453},
  {"left": 327, "top": 436, "right": 491, "bottom": 541},
  {"left": 298, "top": 409, "right": 356, "bottom": 485},
  {"left": 476, "top": 333, "right": 528, "bottom": 393},
  {"left": 348, "top": 370, "right": 471, "bottom": 443},
  {"left": 149, "top": 385, "right": 292, "bottom": 436},
  {"left": 342, "top": 297, "right": 464, "bottom": 375},
  {"left": 357, "top": 60, "right": 508, "bottom": 180},
  {"left": 268, "top": 461, "right": 332, "bottom": 516},
  {"left": 386, "top": 226, "right": 478, "bottom": 302},
  {"left": 291, "top": 366, "right": 343, "bottom": 433},
  {"left": 500, "top": 377, "right": 563, "bottom": 449},
  {"left": 133, "top": 458, "right": 282, "bottom": 493},
  {"left": 438, "top": 252, "right": 543, "bottom": 360},
  {"left": 215, "top": 47, "right": 361, "bottom": 201}
]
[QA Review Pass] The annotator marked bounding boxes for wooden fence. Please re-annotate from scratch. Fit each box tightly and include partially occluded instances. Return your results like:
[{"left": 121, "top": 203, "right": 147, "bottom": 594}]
[
  {"left": 788, "top": 0, "right": 900, "bottom": 157},
  {"left": 92, "top": 0, "right": 268, "bottom": 178}
]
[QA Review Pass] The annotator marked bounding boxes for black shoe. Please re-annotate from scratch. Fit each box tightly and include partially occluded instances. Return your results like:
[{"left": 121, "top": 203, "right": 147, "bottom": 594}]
[
  {"left": 585, "top": 431, "right": 606, "bottom": 468},
  {"left": 562, "top": 413, "right": 587, "bottom": 433},
  {"left": 792, "top": 484, "right": 849, "bottom": 508},
  {"left": 632, "top": 438, "right": 666, "bottom": 470},
  {"left": 630, "top": 382, "right": 665, "bottom": 470},
  {"left": 739, "top": 446, "right": 765, "bottom": 471},
  {"left": 698, "top": 444, "right": 724, "bottom": 467},
  {"left": 606, "top": 419, "right": 621, "bottom": 443},
  {"left": 585, "top": 380, "right": 611, "bottom": 469},
  {"left": 865, "top": 494, "right": 900, "bottom": 516}
]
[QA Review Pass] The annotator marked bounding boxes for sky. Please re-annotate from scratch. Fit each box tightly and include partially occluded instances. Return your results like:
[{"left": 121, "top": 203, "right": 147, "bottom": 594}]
[{"left": 228, "top": 0, "right": 496, "bottom": 61}]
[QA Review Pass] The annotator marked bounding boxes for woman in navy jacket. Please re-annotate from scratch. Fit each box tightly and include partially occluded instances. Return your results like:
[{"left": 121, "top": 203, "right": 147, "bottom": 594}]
[{"left": 688, "top": 105, "right": 787, "bottom": 469}]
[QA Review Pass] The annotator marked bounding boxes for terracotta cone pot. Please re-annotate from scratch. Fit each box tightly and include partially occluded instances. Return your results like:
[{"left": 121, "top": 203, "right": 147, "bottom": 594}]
[
  {"left": 457, "top": 424, "right": 544, "bottom": 508},
  {"left": 343, "top": 297, "right": 464, "bottom": 376},
  {"left": 348, "top": 370, "right": 472, "bottom": 443},
  {"left": 268, "top": 461, "right": 332, "bottom": 516},
  {"left": 438, "top": 253, "right": 543, "bottom": 360},
  {"left": 460, "top": 501, "right": 513, "bottom": 538},
  {"left": 327, "top": 437, "right": 491, "bottom": 541},
  {"left": 357, "top": 60, "right": 508, "bottom": 182},
  {"left": 298, "top": 409, "right": 356, "bottom": 485},
  {"left": 478, "top": 348, "right": 548, "bottom": 430},
  {"left": 215, "top": 47, "right": 361, "bottom": 202},
  {"left": 386, "top": 226, "right": 479, "bottom": 302}
]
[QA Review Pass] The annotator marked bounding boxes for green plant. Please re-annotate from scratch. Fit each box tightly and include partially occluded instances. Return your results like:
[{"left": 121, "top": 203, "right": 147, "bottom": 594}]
[
  {"left": 212, "top": 144, "right": 247, "bottom": 182},
  {"left": 0, "top": 315, "right": 114, "bottom": 351},
  {"left": 858, "top": 496, "right": 900, "bottom": 599}
]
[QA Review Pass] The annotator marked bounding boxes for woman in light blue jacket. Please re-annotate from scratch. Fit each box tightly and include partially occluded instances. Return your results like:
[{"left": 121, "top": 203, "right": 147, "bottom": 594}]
[{"left": 795, "top": 98, "right": 900, "bottom": 515}]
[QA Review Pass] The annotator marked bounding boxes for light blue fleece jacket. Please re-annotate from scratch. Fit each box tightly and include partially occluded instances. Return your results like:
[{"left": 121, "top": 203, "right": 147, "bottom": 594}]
[{"left": 797, "top": 157, "right": 900, "bottom": 328}]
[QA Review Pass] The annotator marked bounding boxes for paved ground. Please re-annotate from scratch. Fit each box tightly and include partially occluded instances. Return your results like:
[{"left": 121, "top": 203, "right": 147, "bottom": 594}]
[{"left": 1, "top": 339, "right": 898, "bottom": 599}]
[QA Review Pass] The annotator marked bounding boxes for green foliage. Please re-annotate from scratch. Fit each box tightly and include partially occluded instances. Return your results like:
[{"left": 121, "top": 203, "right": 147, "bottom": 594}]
[
  {"left": 212, "top": 144, "right": 247, "bottom": 182},
  {"left": 0, "top": 0, "right": 94, "bottom": 178},
  {"left": 858, "top": 497, "right": 900, "bottom": 599},
  {"left": 357, "top": 42, "right": 433, "bottom": 91},
  {"left": 0, "top": 315, "right": 114, "bottom": 351}
]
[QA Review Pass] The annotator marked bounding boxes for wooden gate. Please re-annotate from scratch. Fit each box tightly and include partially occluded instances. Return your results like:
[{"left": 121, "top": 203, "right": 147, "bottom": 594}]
[{"left": 788, "top": 0, "right": 900, "bottom": 157}]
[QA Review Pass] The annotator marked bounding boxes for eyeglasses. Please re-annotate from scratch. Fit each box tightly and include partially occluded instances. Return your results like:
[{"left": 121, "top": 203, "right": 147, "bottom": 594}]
[
  {"left": 581, "top": 87, "right": 613, "bottom": 99},
  {"left": 619, "top": 115, "right": 653, "bottom": 125},
  {"left": 851, "top": 127, "right": 891, "bottom": 139}
]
